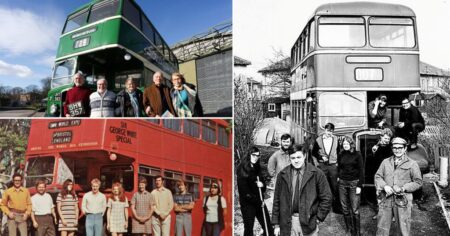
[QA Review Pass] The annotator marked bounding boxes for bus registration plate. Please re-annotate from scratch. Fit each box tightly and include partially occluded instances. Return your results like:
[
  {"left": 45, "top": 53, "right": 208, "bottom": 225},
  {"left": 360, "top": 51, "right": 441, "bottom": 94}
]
[{"left": 355, "top": 68, "right": 383, "bottom": 81}]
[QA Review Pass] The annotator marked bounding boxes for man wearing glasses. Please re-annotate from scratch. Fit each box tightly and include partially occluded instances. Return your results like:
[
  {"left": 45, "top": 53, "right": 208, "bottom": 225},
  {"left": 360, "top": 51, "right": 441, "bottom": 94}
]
[
  {"left": 395, "top": 98, "right": 425, "bottom": 149},
  {"left": 0, "top": 173, "right": 32, "bottom": 236},
  {"left": 374, "top": 137, "right": 422, "bottom": 236}
]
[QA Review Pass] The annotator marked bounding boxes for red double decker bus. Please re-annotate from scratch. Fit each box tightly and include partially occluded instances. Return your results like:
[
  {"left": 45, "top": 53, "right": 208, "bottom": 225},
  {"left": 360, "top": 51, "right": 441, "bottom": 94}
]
[{"left": 24, "top": 119, "right": 232, "bottom": 235}]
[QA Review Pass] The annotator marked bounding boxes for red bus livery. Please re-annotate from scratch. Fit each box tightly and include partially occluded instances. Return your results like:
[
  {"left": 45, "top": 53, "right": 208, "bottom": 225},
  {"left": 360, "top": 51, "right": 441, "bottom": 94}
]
[{"left": 25, "top": 119, "right": 232, "bottom": 235}]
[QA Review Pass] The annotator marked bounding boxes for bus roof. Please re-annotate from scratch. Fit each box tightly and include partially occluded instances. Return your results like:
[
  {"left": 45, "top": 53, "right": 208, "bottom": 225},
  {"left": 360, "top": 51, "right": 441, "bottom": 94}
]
[{"left": 314, "top": 2, "right": 415, "bottom": 17}]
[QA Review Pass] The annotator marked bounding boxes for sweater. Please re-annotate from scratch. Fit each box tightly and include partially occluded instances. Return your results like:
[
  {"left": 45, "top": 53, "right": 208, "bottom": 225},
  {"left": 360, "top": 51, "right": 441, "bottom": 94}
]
[
  {"left": 64, "top": 85, "right": 92, "bottom": 117},
  {"left": 89, "top": 90, "right": 117, "bottom": 117},
  {"left": 337, "top": 150, "right": 364, "bottom": 187}
]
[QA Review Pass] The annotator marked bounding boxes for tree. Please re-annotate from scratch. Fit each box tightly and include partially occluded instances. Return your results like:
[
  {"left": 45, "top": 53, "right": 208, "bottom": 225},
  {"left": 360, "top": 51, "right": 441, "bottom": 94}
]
[
  {"left": 40, "top": 77, "right": 51, "bottom": 98},
  {"left": 258, "top": 49, "right": 291, "bottom": 97},
  {"left": 418, "top": 79, "right": 450, "bottom": 163},
  {"left": 234, "top": 76, "right": 265, "bottom": 164},
  {"left": 0, "top": 120, "right": 30, "bottom": 179}
]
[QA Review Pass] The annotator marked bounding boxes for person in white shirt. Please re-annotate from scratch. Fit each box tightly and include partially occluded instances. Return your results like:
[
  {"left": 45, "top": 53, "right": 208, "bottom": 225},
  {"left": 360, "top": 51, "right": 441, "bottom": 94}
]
[
  {"left": 89, "top": 79, "right": 117, "bottom": 117},
  {"left": 31, "top": 180, "right": 57, "bottom": 236},
  {"left": 312, "top": 122, "right": 341, "bottom": 213},
  {"left": 82, "top": 178, "right": 107, "bottom": 236}
]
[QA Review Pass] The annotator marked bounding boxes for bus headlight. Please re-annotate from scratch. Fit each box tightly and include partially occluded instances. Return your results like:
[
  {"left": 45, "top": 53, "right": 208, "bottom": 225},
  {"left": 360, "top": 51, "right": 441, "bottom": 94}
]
[{"left": 50, "top": 104, "right": 58, "bottom": 114}]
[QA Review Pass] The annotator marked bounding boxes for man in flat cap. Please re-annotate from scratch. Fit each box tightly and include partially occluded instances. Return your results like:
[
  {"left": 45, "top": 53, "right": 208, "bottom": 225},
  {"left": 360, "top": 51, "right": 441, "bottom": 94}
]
[{"left": 374, "top": 137, "right": 422, "bottom": 236}]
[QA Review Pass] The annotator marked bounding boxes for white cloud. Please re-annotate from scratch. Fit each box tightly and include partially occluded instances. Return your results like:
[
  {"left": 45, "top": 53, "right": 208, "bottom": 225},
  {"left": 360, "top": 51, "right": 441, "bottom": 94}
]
[
  {"left": 0, "top": 7, "right": 62, "bottom": 55},
  {"left": 0, "top": 60, "right": 32, "bottom": 78},
  {"left": 34, "top": 55, "right": 56, "bottom": 68}
]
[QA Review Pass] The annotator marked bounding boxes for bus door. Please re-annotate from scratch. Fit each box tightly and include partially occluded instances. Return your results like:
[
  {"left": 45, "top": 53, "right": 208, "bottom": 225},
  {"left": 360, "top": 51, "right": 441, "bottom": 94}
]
[{"left": 99, "top": 165, "right": 134, "bottom": 193}]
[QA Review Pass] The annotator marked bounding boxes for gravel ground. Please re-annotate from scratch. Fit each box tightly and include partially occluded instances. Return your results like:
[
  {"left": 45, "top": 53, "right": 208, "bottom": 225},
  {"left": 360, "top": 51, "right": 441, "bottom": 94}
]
[{"left": 234, "top": 146, "right": 450, "bottom": 236}]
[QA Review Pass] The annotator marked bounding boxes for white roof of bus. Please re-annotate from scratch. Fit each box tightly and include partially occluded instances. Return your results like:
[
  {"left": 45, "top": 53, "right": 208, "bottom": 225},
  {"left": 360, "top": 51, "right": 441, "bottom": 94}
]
[{"left": 314, "top": 2, "right": 415, "bottom": 17}]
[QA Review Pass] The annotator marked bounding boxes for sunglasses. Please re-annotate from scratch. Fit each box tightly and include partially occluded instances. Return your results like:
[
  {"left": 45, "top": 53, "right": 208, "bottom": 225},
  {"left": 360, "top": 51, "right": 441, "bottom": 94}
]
[
  {"left": 392, "top": 146, "right": 405, "bottom": 150},
  {"left": 251, "top": 153, "right": 260, "bottom": 157}
]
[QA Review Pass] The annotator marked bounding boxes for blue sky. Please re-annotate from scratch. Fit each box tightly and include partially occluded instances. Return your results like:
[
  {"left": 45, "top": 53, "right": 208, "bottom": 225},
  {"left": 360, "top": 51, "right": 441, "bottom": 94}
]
[{"left": 0, "top": 0, "right": 231, "bottom": 89}]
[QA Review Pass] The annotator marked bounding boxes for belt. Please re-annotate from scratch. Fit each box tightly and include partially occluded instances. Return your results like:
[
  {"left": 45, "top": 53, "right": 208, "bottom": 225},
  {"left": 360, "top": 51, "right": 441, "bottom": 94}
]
[
  {"left": 176, "top": 212, "right": 192, "bottom": 215},
  {"left": 318, "top": 161, "right": 336, "bottom": 165},
  {"left": 10, "top": 209, "right": 26, "bottom": 214},
  {"left": 35, "top": 214, "right": 52, "bottom": 217}
]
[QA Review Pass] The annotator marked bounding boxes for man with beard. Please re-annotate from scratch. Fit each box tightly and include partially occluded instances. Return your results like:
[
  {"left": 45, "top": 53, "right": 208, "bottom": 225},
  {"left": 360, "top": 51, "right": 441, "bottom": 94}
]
[
  {"left": 237, "top": 146, "right": 274, "bottom": 236},
  {"left": 272, "top": 144, "right": 332, "bottom": 236},
  {"left": 64, "top": 72, "right": 92, "bottom": 117},
  {"left": 374, "top": 137, "right": 422, "bottom": 236},
  {"left": 267, "top": 134, "right": 293, "bottom": 180}
]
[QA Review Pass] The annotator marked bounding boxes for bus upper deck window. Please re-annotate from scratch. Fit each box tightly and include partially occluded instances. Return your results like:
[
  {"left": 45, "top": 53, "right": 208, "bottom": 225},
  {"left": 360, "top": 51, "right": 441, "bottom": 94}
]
[
  {"left": 88, "top": 0, "right": 119, "bottom": 24},
  {"left": 64, "top": 9, "right": 89, "bottom": 34},
  {"left": 369, "top": 17, "right": 415, "bottom": 48},
  {"left": 318, "top": 17, "right": 365, "bottom": 47}
]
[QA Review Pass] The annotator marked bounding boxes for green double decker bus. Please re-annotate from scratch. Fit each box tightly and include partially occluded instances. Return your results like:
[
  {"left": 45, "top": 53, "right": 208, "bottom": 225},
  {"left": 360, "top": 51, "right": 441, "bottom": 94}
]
[{"left": 47, "top": 0, "right": 178, "bottom": 116}]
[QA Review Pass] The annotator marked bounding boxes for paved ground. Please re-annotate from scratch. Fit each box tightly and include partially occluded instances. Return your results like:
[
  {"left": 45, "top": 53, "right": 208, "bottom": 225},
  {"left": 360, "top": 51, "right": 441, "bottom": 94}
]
[
  {"left": 0, "top": 109, "right": 36, "bottom": 117},
  {"left": 234, "top": 146, "right": 450, "bottom": 236}
]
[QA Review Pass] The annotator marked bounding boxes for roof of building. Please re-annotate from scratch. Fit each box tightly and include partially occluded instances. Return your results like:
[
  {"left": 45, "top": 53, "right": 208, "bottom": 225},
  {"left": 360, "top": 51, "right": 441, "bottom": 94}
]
[
  {"left": 234, "top": 56, "right": 251, "bottom": 66},
  {"left": 247, "top": 78, "right": 261, "bottom": 84},
  {"left": 262, "top": 96, "right": 290, "bottom": 104},
  {"left": 258, "top": 58, "right": 290, "bottom": 74},
  {"left": 420, "top": 61, "right": 450, "bottom": 77}
]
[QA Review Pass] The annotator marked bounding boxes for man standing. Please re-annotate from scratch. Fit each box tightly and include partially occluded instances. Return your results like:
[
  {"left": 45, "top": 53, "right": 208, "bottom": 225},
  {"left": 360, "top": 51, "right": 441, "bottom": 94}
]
[
  {"left": 82, "top": 178, "right": 107, "bottom": 236},
  {"left": 0, "top": 173, "right": 32, "bottom": 236},
  {"left": 368, "top": 95, "right": 389, "bottom": 129},
  {"left": 173, "top": 180, "right": 195, "bottom": 236},
  {"left": 396, "top": 98, "right": 425, "bottom": 149},
  {"left": 131, "top": 178, "right": 155, "bottom": 236},
  {"left": 267, "top": 134, "right": 293, "bottom": 180},
  {"left": 272, "top": 144, "right": 332, "bottom": 236},
  {"left": 116, "top": 77, "right": 144, "bottom": 117},
  {"left": 151, "top": 176, "right": 174, "bottom": 236},
  {"left": 64, "top": 72, "right": 92, "bottom": 117},
  {"left": 89, "top": 79, "right": 116, "bottom": 117},
  {"left": 143, "top": 72, "right": 176, "bottom": 117},
  {"left": 375, "top": 137, "right": 422, "bottom": 236},
  {"left": 312, "top": 123, "right": 340, "bottom": 212},
  {"left": 31, "top": 180, "right": 57, "bottom": 236}
]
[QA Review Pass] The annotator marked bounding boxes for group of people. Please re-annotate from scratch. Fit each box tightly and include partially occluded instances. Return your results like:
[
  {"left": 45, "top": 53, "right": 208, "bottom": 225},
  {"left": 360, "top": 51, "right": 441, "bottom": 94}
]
[
  {"left": 368, "top": 94, "right": 425, "bottom": 149},
  {"left": 63, "top": 71, "right": 203, "bottom": 118},
  {"left": 238, "top": 121, "right": 423, "bottom": 236},
  {"left": 0, "top": 174, "right": 227, "bottom": 236}
]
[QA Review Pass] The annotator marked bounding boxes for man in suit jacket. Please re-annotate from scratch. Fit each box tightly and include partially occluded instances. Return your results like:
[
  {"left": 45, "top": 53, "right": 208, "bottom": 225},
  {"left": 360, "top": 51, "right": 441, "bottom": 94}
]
[{"left": 143, "top": 71, "right": 176, "bottom": 117}]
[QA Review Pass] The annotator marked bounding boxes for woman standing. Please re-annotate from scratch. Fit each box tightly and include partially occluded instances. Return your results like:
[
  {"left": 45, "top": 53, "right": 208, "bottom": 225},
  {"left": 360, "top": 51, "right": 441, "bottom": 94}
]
[
  {"left": 338, "top": 136, "right": 364, "bottom": 236},
  {"left": 237, "top": 146, "right": 273, "bottom": 236},
  {"left": 56, "top": 179, "right": 79, "bottom": 236},
  {"left": 202, "top": 181, "right": 227, "bottom": 236},
  {"left": 170, "top": 72, "right": 203, "bottom": 117},
  {"left": 107, "top": 183, "right": 129, "bottom": 236}
]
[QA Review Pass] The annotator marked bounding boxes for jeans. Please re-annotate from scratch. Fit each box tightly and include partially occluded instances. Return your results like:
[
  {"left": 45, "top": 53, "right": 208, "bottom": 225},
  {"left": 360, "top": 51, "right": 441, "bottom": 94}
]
[
  {"left": 175, "top": 213, "right": 192, "bottom": 236},
  {"left": 85, "top": 213, "right": 103, "bottom": 236},
  {"left": 204, "top": 222, "right": 221, "bottom": 236},
  {"left": 318, "top": 163, "right": 339, "bottom": 211},
  {"left": 338, "top": 180, "right": 360, "bottom": 216},
  {"left": 241, "top": 203, "right": 274, "bottom": 236}
]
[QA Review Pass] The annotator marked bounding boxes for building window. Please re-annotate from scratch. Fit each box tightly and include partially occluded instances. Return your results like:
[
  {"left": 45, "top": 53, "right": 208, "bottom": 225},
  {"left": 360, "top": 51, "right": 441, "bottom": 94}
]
[{"left": 268, "top": 103, "right": 276, "bottom": 112}]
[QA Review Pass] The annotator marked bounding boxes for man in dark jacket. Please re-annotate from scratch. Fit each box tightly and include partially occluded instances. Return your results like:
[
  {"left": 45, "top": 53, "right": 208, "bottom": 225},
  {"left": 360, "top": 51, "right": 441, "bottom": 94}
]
[
  {"left": 64, "top": 72, "right": 92, "bottom": 117},
  {"left": 237, "top": 147, "right": 273, "bottom": 236},
  {"left": 116, "top": 77, "right": 144, "bottom": 117},
  {"left": 395, "top": 98, "right": 425, "bottom": 149},
  {"left": 272, "top": 144, "right": 332, "bottom": 236},
  {"left": 143, "top": 71, "right": 176, "bottom": 117}
]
